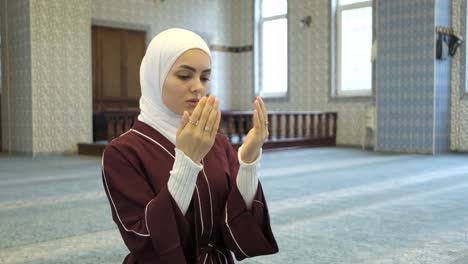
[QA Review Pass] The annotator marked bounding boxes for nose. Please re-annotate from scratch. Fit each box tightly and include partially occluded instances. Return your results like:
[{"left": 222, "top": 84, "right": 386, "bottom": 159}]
[{"left": 190, "top": 77, "right": 205, "bottom": 94}]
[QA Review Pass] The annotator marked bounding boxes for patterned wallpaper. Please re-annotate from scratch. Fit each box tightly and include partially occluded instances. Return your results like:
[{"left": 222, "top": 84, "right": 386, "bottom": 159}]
[
  {"left": 452, "top": 0, "right": 468, "bottom": 151},
  {"left": 456, "top": 96, "right": 468, "bottom": 151},
  {"left": 434, "top": 0, "right": 452, "bottom": 153},
  {"left": 30, "top": 0, "right": 92, "bottom": 154},
  {"left": 1, "top": 0, "right": 33, "bottom": 154},
  {"left": 228, "top": 0, "right": 254, "bottom": 111},
  {"left": 376, "top": 0, "right": 436, "bottom": 154},
  {"left": 92, "top": 0, "right": 234, "bottom": 45}
]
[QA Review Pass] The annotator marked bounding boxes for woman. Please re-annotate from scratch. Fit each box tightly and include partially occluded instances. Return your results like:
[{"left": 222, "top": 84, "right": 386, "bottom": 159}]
[{"left": 102, "top": 28, "right": 278, "bottom": 264}]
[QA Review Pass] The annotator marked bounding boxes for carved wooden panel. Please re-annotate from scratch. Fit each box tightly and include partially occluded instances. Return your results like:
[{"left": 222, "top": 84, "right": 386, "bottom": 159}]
[{"left": 92, "top": 26, "right": 145, "bottom": 111}]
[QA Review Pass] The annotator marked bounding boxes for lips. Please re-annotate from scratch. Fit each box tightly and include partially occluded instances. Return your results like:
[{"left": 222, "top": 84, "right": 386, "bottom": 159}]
[{"left": 186, "top": 99, "right": 199, "bottom": 107}]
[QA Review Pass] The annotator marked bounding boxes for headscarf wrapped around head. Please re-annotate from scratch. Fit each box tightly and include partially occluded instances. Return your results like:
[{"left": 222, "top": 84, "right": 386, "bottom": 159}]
[{"left": 137, "top": 28, "right": 211, "bottom": 144}]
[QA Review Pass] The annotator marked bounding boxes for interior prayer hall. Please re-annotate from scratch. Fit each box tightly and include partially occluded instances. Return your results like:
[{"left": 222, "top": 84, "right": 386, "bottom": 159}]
[{"left": 1, "top": 0, "right": 468, "bottom": 263}]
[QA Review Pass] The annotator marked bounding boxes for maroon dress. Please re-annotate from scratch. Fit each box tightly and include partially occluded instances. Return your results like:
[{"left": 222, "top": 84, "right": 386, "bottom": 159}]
[{"left": 102, "top": 121, "right": 278, "bottom": 263}]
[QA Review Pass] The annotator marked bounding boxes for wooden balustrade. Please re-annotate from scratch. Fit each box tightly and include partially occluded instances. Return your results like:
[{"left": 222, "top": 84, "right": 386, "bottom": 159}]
[
  {"left": 220, "top": 110, "right": 337, "bottom": 149},
  {"left": 87, "top": 110, "right": 337, "bottom": 151},
  {"left": 92, "top": 110, "right": 139, "bottom": 142}
]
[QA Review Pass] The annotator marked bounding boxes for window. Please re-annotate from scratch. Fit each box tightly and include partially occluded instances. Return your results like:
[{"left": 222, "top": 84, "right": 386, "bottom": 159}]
[
  {"left": 255, "top": 0, "right": 288, "bottom": 98},
  {"left": 335, "top": 0, "right": 372, "bottom": 96}
]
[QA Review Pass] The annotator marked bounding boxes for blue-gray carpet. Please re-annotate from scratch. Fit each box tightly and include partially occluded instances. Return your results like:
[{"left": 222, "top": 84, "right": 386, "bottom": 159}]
[{"left": 0, "top": 147, "right": 467, "bottom": 264}]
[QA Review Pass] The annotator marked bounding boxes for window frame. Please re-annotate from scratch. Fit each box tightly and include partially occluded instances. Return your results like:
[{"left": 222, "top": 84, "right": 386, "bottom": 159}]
[
  {"left": 335, "top": 0, "right": 373, "bottom": 98},
  {"left": 254, "top": 0, "right": 289, "bottom": 100}
]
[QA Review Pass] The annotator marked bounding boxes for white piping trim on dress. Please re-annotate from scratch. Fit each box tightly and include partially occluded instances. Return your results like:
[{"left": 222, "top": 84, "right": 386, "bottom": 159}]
[
  {"left": 253, "top": 200, "right": 265, "bottom": 207},
  {"left": 130, "top": 129, "right": 175, "bottom": 158},
  {"left": 144, "top": 198, "right": 154, "bottom": 237},
  {"left": 131, "top": 128, "right": 175, "bottom": 237},
  {"left": 131, "top": 129, "right": 208, "bottom": 245},
  {"left": 111, "top": 129, "right": 133, "bottom": 142},
  {"left": 225, "top": 205, "right": 250, "bottom": 258},
  {"left": 101, "top": 128, "right": 174, "bottom": 238},
  {"left": 202, "top": 253, "right": 208, "bottom": 264},
  {"left": 102, "top": 151, "right": 150, "bottom": 237},
  {"left": 201, "top": 160, "right": 214, "bottom": 240},
  {"left": 195, "top": 185, "right": 204, "bottom": 236}
]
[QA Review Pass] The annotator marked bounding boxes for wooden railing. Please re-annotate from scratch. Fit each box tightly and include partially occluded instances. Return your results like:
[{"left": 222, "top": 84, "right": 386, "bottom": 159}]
[
  {"left": 94, "top": 110, "right": 337, "bottom": 149},
  {"left": 220, "top": 110, "right": 338, "bottom": 149},
  {"left": 93, "top": 110, "right": 139, "bottom": 142}
]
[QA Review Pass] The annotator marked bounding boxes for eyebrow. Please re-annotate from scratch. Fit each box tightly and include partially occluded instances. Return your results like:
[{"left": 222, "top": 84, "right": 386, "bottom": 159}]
[{"left": 178, "top": 65, "right": 211, "bottom": 73}]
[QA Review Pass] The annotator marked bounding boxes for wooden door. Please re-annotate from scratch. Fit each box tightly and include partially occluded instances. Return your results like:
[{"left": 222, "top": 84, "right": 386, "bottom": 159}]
[
  {"left": 92, "top": 26, "right": 146, "bottom": 111},
  {"left": 92, "top": 26, "right": 145, "bottom": 141}
]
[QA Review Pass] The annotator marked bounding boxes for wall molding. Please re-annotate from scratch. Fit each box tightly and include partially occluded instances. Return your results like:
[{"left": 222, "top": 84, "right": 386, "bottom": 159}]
[
  {"left": 91, "top": 18, "right": 150, "bottom": 34},
  {"left": 209, "top": 44, "right": 253, "bottom": 53}
]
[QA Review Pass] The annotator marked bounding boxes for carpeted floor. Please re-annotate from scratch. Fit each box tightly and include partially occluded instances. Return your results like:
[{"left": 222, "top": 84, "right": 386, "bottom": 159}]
[{"left": 0, "top": 147, "right": 467, "bottom": 263}]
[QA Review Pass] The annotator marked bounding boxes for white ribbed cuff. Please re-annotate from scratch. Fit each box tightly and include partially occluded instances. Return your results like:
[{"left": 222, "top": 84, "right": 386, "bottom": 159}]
[
  {"left": 236, "top": 144, "right": 261, "bottom": 210},
  {"left": 167, "top": 148, "right": 202, "bottom": 215}
]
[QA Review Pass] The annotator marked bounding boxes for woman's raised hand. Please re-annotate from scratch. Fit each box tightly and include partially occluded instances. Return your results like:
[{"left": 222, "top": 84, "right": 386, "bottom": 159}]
[
  {"left": 240, "top": 96, "right": 269, "bottom": 163},
  {"left": 176, "top": 95, "right": 221, "bottom": 164}
]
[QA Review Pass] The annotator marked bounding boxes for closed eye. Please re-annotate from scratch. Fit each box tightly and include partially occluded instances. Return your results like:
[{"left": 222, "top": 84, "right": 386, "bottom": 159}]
[{"left": 178, "top": 75, "right": 191, "bottom": 80}]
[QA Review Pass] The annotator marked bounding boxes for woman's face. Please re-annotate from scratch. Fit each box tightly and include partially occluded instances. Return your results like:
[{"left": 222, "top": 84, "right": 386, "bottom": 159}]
[{"left": 162, "top": 49, "right": 211, "bottom": 115}]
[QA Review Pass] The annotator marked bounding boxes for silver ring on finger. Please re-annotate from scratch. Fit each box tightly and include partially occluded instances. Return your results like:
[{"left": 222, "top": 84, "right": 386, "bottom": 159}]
[
  {"left": 264, "top": 121, "right": 269, "bottom": 127},
  {"left": 204, "top": 127, "right": 212, "bottom": 133},
  {"left": 189, "top": 120, "right": 199, "bottom": 126}
]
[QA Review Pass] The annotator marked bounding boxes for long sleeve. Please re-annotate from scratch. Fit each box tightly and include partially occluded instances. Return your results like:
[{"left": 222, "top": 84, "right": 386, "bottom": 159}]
[
  {"left": 220, "top": 137, "right": 278, "bottom": 261},
  {"left": 236, "top": 144, "right": 261, "bottom": 210},
  {"left": 102, "top": 145, "right": 191, "bottom": 263},
  {"left": 167, "top": 148, "right": 202, "bottom": 215}
]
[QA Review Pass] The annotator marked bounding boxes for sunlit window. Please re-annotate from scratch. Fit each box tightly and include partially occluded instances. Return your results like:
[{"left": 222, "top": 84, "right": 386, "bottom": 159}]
[
  {"left": 336, "top": 0, "right": 372, "bottom": 96},
  {"left": 255, "top": 0, "right": 288, "bottom": 98}
]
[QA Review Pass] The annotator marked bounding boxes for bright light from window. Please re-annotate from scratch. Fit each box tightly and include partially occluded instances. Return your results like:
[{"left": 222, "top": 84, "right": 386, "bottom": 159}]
[
  {"left": 261, "top": 18, "right": 288, "bottom": 96},
  {"left": 256, "top": 0, "right": 288, "bottom": 98},
  {"left": 340, "top": 6, "right": 372, "bottom": 92},
  {"left": 262, "top": 0, "right": 287, "bottom": 17},
  {"left": 339, "top": 0, "right": 369, "bottom": 5}
]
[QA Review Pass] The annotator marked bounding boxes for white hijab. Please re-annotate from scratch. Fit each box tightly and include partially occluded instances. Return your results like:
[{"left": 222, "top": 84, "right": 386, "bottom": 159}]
[{"left": 137, "top": 28, "right": 211, "bottom": 144}]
